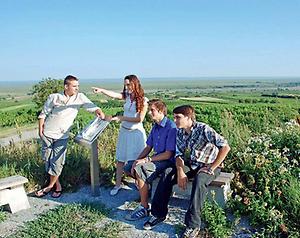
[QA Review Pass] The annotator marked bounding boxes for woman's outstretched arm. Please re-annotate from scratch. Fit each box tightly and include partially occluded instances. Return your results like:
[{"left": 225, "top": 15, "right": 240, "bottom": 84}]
[{"left": 92, "top": 87, "right": 123, "bottom": 100}]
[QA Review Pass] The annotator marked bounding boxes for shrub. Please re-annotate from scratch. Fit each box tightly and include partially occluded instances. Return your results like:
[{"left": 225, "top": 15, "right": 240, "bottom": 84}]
[
  {"left": 202, "top": 200, "right": 233, "bottom": 238},
  {"left": 31, "top": 77, "right": 64, "bottom": 110},
  {"left": 229, "top": 123, "right": 300, "bottom": 237}
]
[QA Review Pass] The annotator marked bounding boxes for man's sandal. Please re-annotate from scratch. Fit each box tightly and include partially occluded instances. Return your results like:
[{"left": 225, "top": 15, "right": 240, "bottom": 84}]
[
  {"left": 35, "top": 188, "right": 51, "bottom": 198},
  {"left": 51, "top": 190, "right": 62, "bottom": 198}
]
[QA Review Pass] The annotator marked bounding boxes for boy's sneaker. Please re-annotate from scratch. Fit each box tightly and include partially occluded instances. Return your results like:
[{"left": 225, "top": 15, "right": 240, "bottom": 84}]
[
  {"left": 143, "top": 215, "right": 166, "bottom": 230},
  {"left": 110, "top": 185, "right": 122, "bottom": 196},
  {"left": 125, "top": 205, "right": 149, "bottom": 221},
  {"left": 179, "top": 227, "right": 200, "bottom": 238}
]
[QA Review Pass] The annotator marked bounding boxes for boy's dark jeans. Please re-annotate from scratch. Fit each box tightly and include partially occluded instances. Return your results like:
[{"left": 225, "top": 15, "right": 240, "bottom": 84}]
[{"left": 151, "top": 165, "right": 221, "bottom": 228}]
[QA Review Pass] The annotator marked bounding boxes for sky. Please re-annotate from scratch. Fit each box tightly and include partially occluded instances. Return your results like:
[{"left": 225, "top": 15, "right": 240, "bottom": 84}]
[{"left": 0, "top": 0, "right": 300, "bottom": 81}]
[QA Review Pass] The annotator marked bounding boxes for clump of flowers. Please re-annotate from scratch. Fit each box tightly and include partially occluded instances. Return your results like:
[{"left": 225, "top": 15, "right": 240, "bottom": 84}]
[{"left": 229, "top": 123, "right": 300, "bottom": 237}]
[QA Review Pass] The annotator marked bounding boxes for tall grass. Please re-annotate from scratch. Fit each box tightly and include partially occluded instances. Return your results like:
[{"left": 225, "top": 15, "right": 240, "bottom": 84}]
[
  {"left": 220, "top": 110, "right": 251, "bottom": 165},
  {"left": 0, "top": 141, "right": 44, "bottom": 191}
]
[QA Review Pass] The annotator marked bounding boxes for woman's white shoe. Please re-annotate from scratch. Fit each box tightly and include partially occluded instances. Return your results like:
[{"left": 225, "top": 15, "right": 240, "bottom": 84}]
[{"left": 110, "top": 185, "right": 122, "bottom": 196}]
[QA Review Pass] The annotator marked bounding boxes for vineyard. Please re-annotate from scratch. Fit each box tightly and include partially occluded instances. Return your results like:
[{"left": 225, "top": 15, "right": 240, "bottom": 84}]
[{"left": 0, "top": 78, "right": 299, "bottom": 237}]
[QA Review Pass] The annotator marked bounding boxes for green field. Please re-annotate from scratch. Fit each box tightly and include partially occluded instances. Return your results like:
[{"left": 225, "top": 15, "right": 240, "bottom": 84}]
[{"left": 0, "top": 77, "right": 300, "bottom": 237}]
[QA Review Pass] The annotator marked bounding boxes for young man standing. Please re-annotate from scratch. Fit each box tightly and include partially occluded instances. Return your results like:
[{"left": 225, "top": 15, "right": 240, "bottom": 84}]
[
  {"left": 124, "top": 99, "right": 177, "bottom": 221},
  {"left": 143, "top": 105, "right": 230, "bottom": 238},
  {"left": 35, "top": 75, "right": 105, "bottom": 198}
]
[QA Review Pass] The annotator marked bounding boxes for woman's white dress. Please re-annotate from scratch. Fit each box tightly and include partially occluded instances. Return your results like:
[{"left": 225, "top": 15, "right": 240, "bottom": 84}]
[{"left": 116, "top": 96, "right": 147, "bottom": 162}]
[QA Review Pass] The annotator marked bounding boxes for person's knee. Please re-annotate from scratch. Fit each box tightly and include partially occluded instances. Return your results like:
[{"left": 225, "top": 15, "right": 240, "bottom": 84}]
[
  {"left": 123, "top": 163, "right": 132, "bottom": 175},
  {"left": 161, "top": 166, "right": 176, "bottom": 180},
  {"left": 195, "top": 173, "right": 210, "bottom": 188},
  {"left": 124, "top": 170, "right": 131, "bottom": 177},
  {"left": 117, "top": 161, "right": 125, "bottom": 166},
  {"left": 133, "top": 164, "right": 143, "bottom": 179},
  {"left": 133, "top": 164, "right": 143, "bottom": 176},
  {"left": 165, "top": 167, "right": 173, "bottom": 174},
  {"left": 48, "top": 169, "right": 62, "bottom": 177}
]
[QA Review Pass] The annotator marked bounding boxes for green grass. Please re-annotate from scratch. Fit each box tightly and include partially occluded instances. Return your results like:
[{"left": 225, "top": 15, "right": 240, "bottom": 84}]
[
  {"left": 9, "top": 203, "right": 122, "bottom": 238},
  {"left": 179, "top": 96, "right": 227, "bottom": 103},
  {"left": 1, "top": 79, "right": 299, "bottom": 131},
  {"left": 0, "top": 208, "right": 7, "bottom": 223},
  {"left": 0, "top": 97, "right": 33, "bottom": 109},
  {"left": 0, "top": 103, "right": 34, "bottom": 112}
]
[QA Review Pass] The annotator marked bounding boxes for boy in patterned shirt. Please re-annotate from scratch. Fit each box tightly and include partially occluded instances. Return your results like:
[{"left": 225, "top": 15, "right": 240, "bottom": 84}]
[{"left": 143, "top": 105, "right": 230, "bottom": 238}]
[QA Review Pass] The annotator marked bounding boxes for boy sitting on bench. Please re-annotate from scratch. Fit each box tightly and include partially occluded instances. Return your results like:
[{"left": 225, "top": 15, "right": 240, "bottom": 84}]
[
  {"left": 143, "top": 105, "right": 230, "bottom": 238},
  {"left": 124, "top": 99, "right": 177, "bottom": 221}
]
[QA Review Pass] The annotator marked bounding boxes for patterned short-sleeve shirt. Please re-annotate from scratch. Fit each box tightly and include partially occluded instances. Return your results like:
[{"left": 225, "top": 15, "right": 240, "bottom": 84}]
[{"left": 175, "top": 122, "right": 228, "bottom": 169}]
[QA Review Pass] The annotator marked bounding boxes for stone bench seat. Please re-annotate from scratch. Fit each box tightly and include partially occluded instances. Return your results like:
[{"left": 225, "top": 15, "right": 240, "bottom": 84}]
[
  {"left": 152, "top": 172, "right": 234, "bottom": 208},
  {"left": 0, "top": 175, "right": 30, "bottom": 213}
]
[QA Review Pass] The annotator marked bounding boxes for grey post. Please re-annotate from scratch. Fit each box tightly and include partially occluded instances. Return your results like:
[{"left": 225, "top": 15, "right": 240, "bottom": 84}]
[
  {"left": 74, "top": 117, "right": 109, "bottom": 197},
  {"left": 90, "top": 140, "right": 100, "bottom": 196}
]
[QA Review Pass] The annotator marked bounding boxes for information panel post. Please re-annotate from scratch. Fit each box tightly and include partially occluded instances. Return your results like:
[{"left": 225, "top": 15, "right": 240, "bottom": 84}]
[{"left": 74, "top": 117, "right": 109, "bottom": 196}]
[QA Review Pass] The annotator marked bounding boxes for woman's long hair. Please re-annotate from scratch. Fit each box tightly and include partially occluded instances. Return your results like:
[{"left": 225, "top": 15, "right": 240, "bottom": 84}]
[{"left": 122, "top": 75, "right": 145, "bottom": 113}]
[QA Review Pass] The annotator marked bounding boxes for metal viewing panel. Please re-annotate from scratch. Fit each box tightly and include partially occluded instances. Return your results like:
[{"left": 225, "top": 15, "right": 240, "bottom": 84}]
[
  {"left": 74, "top": 117, "right": 110, "bottom": 196},
  {"left": 75, "top": 117, "right": 109, "bottom": 147}
]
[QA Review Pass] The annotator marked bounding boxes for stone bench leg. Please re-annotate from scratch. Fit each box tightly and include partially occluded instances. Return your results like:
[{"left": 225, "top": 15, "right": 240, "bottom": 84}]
[
  {"left": 207, "top": 183, "right": 232, "bottom": 208},
  {"left": 0, "top": 185, "right": 30, "bottom": 213}
]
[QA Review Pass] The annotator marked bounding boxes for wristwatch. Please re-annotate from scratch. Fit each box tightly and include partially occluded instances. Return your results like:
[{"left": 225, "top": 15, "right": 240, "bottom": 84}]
[{"left": 147, "top": 156, "right": 152, "bottom": 162}]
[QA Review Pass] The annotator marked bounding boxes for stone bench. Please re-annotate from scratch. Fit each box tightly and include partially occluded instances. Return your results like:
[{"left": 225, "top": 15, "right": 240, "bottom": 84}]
[
  {"left": 152, "top": 172, "right": 234, "bottom": 208},
  {"left": 0, "top": 175, "right": 30, "bottom": 213}
]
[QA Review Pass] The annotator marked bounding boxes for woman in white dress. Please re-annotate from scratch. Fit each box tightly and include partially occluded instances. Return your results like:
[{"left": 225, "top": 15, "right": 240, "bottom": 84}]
[{"left": 92, "top": 75, "right": 148, "bottom": 195}]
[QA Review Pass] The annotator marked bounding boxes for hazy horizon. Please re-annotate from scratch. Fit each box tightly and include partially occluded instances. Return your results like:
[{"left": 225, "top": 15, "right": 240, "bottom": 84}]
[
  {"left": 1, "top": 76, "right": 300, "bottom": 84},
  {"left": 1, "top": 76, "right": 299, "bottom": 94}
]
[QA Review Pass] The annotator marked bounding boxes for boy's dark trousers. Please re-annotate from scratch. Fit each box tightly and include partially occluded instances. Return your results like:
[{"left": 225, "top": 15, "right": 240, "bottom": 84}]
[{"left": 151, "top": 165, "right": 221, "bottom": 228}]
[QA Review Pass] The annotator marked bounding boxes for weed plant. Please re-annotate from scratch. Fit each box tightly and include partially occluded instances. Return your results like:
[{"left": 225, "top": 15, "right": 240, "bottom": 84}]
[{"left": 202, "top": 200, "right": 233, "bottom": 238}]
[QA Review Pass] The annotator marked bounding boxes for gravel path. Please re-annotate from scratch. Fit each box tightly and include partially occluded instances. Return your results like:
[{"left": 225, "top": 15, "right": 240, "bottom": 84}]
[
  {"left": 0, "top": 129, "right": 38, "bottom": 147},
  {"left": 0, "top": 184, "right": 185, "bottom": 238},
  {"left": 0, "top": 182, "right": 253, "bottom": 238}
]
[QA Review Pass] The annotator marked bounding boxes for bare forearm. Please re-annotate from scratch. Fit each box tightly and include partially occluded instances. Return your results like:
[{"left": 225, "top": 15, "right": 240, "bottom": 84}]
[
  {"left": 102, "top": 89, "right": 122, "bottom": 99},
  {"left": 151, "top": 151, "right": 174, "bottom": 162},
  {"left": 210, "top": 145, "right": 231, "bottom": 170},
  {"left": 113, "top": 103, "right": 147, "bottom": 123},
  {"left": 118, "top": 115, "right": 145, "bottom": 123},
  {"left": 176, "top": 156, "right": 185, "bottom": 173},
  {"left": 176, "top": 156, "right": 188, "bottom": 189},
  {"left": 93, "top": 87, "right": 123, "bottom": 99},
  {"left": 137, "top": 146, "right": 152, "bottom": 160},
  {"left": 38, "top": 118, "right": 45, "bottom": 135}
]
